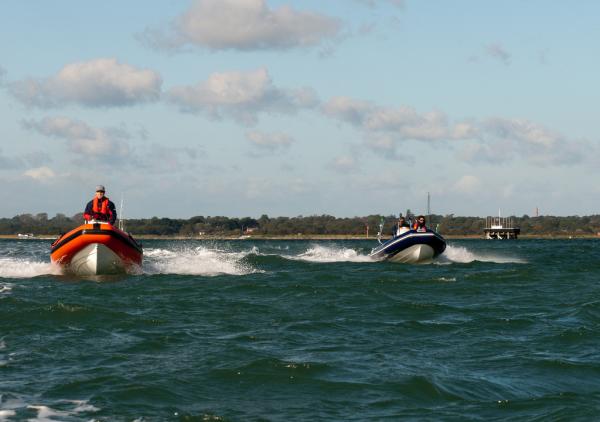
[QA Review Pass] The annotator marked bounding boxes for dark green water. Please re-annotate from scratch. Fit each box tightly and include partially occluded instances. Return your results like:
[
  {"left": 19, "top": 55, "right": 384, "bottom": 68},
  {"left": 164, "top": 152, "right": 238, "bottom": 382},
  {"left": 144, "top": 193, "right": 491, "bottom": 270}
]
[{"left": 1, "top": 239, "right": 600, "bottom": 421}]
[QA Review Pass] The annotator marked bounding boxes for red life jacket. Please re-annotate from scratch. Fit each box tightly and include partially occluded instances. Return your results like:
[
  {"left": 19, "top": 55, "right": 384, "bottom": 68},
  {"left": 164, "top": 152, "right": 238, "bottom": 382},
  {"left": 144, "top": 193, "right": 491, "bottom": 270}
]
[{"left": 92, "top": 197, "right": 110, "bottom": 220}]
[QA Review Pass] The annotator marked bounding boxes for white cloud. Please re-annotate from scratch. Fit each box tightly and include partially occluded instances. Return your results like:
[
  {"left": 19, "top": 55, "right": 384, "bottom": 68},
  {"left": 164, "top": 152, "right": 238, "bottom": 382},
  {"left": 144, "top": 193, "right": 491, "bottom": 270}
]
[
  {"left": 484, "top": 118, "right": 558, "bottom": 148},
  {"left": 322, "top": 96, "right": 372, "bottom": 125},
  {"left": 23, "top": 166, "right": 56, "bottom": 181},
  {"left": 324, "top": 95, "right": 589, "bottom": 167},
  {"left": 323, "top": 96, "right": 477, "bottom": 155},
  {"left": 168, "top": 68, "right": 319, "bottom": 125},
  {"left": 9, "top": 58, "right": 161, "bottom": 108},
  {"left": 142, "top": 0, "right": 341, "bottom": 52},
  {"left": 246, "top": 130, "right": 294, "bottom": 153},
  {"left": 22, "top": 117, "right": 207, "bottom": 175},
  {"left": 23, "top": 117, "right": 131, "bottom": 158},
  {"left": 469, "top": 117, "right": 587, "bottom": 166}
]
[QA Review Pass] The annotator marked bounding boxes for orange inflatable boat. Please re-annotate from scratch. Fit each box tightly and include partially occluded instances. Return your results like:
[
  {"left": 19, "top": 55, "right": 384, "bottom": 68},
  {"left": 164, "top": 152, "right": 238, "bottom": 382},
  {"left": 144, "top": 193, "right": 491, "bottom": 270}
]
[{"left": 51, "top": 221, "right": 143, "bottom": 275}]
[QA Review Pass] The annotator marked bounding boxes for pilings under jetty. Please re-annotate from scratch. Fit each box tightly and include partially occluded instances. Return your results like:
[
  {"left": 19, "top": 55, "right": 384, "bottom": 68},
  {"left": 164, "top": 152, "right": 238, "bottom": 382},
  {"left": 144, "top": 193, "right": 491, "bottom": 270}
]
[{"left": 484, "top": 216, "right": 520, "bottom": 239}]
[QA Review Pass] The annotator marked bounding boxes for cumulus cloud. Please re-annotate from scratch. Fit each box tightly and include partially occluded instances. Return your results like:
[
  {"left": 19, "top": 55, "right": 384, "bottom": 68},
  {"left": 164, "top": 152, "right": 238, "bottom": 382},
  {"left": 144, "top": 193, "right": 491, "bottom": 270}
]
[
  {"left": 23, "top": 166, "right": 56, "bottom": 181},
  {"left": 246, "top": 130, "right": 294, "bottom": 153},
  {"left": 168, "top": 68, "right": 319, "bottom": 125},
  {"left": 9, "top": 58, "right": 162, "bottom": 108},
  {"left": 322, "top": 96, "right": 477, "bottom": 151},
  {"left": 322, "top": 95, "right": 590, "bottom": 167},
  {"left": 459, "top": 117, "right": 588, "bottom": 166},
  {"left": 141, "top": 0, "right": 341, "bottom": 52},
  {"left": 484, "top": 118, "right": 558, "bottom": 148},
  {"left": 22, "top": 116, "right": 131, "bottom": 158},
  {"left": 485, "top": 118, "right": 586, "bottom": 165}
]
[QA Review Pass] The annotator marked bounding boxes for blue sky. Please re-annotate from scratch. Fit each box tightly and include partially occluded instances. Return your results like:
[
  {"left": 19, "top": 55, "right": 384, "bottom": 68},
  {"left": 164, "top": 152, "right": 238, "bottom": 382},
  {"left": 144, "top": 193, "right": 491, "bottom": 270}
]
[{"left": 1, "top": 0, "right": 599, "bottom": 218}]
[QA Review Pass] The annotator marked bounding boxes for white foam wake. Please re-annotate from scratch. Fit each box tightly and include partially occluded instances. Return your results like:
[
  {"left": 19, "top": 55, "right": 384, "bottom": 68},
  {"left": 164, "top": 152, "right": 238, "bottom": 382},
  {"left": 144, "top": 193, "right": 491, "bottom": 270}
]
[
  {"left": 0, "top": 398, "right": 99, "bottom": 422},
  {"left": 26, "top": 401, "right": 99, "bottom": 422},
  {"left": 0, "top": 258, "right": 62, "bottom": 279},
  {"left": 144, "top": 246, "right": 260, "bottom": 276},
  {"left": 0, "top": 410, "right": 16, "bottom": 421},
  {"left": 440, "top": 245, "right": 526, "bottom": 264},
  {"left": 290, "top": 245, "right": 373, "bottom": 263}
]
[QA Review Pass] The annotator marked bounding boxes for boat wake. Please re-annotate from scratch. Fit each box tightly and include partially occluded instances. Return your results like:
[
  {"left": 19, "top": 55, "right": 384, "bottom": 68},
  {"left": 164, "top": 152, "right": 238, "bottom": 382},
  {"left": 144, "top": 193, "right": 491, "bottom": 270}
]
[
  {"left": 143, "top": 246, "right": 262, "bottom": 276},
  {"left": 287, "top": 245, "right": 373, "bottom": 263},
  {"left": 0, "top": 397, "right": 99, "bottom": 422},
  {"left": 0, "top": 257, "right": 62, "bottom": 278},
  {"left": 440, "top": 245, "right": 526, "bottom": 264}
]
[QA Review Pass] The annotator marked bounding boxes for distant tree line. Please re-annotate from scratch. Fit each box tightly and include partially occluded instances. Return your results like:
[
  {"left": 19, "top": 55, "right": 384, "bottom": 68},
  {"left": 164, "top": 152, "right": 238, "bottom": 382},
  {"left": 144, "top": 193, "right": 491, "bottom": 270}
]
[{"left": 2, "top": 212, "right": 600, "bottom": 237}]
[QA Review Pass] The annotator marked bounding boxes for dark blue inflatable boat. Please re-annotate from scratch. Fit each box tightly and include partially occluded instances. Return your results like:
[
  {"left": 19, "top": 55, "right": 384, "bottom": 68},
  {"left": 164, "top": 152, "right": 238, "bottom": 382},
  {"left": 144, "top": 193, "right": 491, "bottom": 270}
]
[{"left": 369, "top": 229, "right": 446, "bottom": 263}]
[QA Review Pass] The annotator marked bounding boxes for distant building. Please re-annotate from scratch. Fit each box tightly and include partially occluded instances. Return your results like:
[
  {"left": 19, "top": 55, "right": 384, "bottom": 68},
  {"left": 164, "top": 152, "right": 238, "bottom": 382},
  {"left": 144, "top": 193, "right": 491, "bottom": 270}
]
[{"left": 484, "top": 213, "right": 520, "bottom": 239}]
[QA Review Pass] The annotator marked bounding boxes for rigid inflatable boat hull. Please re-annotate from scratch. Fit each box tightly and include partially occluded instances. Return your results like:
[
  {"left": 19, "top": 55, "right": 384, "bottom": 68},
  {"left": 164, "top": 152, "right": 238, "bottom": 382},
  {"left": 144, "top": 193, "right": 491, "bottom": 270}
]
[
  {"left": 69, "top": 243, "right": 126, "bottom": 275},
  {"left": 386, "top": 244, "right": 436, "bottom": 264},
  {"left": 51, "top": 221, "right": 142, "bottom": 276},
  {"left": 369, "top": 230, "right": 446, "bottom": 264}
]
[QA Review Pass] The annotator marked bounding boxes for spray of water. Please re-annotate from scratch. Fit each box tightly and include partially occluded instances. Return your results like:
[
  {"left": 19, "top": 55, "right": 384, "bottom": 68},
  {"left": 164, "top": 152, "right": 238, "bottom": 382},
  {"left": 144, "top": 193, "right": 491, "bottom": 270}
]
[
  {"left": 440, "top": 245, "right": 526, "bottom": 264},
  {"left": 143, "top": 246, "right": 261, "bottom": 276},
  {"left": 0, "top": 258, "right": 62, "bottom": 279},
  {"left": 288, "top": 245, "right": 373, "bottom": 263}
]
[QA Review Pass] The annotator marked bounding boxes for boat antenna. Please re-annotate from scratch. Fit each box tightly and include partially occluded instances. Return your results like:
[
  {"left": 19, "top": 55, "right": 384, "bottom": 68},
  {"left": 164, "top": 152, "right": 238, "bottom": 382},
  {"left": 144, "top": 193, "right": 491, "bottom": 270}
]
[
  {"left": 118, "top": 193, "right": 125, "bottom": 231},
  {"left": 427, "top": 192, "right": 431, "bottom": 223}
]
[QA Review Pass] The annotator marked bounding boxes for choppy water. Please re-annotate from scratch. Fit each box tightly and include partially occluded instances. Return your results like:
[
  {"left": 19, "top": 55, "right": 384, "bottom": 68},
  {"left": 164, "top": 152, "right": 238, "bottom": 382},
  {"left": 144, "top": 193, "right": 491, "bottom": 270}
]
[{"left": 1, "top": 238, "right": 600, "bottom": 421}]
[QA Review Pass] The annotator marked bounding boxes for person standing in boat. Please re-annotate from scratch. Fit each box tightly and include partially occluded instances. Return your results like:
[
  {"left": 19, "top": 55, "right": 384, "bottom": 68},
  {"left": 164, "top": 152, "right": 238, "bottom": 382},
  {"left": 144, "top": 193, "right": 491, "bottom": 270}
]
[
  {"left": 83, "top": 185, "right": 117, "bottom": 225},
  {"left": 413, "top": 215, "right": 427, "bottom": 232}
]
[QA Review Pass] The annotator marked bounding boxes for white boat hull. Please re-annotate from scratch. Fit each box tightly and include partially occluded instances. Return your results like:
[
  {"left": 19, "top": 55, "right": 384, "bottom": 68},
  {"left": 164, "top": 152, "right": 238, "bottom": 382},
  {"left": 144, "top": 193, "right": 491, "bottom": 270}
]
[
  {"left": 69, "top": 243, "right": 126, "bottom": 275},
  {"left": 386, "top": 244, "right": 435, "bottom": 264}
]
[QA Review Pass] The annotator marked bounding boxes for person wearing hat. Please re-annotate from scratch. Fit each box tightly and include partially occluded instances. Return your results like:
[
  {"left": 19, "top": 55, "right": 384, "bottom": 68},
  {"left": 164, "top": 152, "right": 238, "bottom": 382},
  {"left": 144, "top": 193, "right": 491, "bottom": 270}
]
[{"left": 83, "top": 185, "right": 117, "bottom": 225}]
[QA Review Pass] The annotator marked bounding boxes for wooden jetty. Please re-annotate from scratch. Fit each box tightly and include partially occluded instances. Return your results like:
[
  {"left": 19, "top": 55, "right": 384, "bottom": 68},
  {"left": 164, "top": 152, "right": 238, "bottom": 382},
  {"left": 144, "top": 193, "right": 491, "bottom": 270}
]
[{"left": 484, "top": 214, "right": 520, "bottom": 239}]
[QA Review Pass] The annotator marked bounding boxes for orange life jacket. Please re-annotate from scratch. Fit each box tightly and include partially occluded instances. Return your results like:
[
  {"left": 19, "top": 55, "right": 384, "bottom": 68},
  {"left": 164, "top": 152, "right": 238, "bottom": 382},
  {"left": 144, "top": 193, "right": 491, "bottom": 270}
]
[
  {"left": 92, "top": 197, "right": 109, "bottom": 218},
  {"left": 413, "top": 222, "right": 426, "bottom": 231}
]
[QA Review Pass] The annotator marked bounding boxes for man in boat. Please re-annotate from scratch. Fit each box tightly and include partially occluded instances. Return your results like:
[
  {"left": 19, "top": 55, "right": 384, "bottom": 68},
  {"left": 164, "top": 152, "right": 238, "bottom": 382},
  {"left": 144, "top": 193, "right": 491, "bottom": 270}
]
[
  {"left": 413, "top": 215, "right": 427, "bottom": 232},
  {"left": 395, "top": 216, "right": 411, "bottom": 237},
  {"left": 83, "top": 185, "right": 117, "bottom": 225}
]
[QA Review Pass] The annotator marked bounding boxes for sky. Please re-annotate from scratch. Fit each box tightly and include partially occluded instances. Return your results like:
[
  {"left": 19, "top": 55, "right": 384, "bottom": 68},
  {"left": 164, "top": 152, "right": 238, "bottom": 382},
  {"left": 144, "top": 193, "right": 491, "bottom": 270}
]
[{"left": 1, "top": 0, "right": 600, "bottom": 218}]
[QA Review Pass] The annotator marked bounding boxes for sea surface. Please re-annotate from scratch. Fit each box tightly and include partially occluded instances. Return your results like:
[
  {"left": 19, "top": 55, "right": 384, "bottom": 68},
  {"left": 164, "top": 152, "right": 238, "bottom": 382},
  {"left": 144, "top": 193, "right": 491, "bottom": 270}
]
[{"left": 1, "top": 238, "right": 600, "bottom": 421}]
